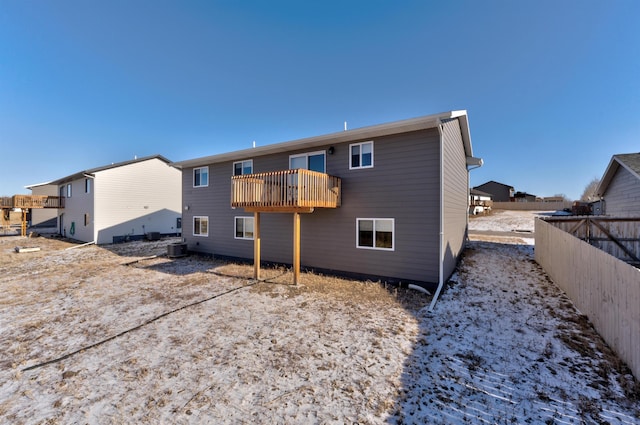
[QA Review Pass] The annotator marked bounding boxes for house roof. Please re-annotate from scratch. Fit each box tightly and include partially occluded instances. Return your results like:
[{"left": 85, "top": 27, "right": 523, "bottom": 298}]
[
  {"left": 474, "top": 180, "right": 514, "bottom": 190},
  {"left": 470, "top": 188, "right": 493, "bottom": 197},
  {"left": 172, "top": 110, "right": 474, "bottom": 169},
  {"left": 33, "top": 155, "right": 173, "bottom": 186},
  {"left": 596, "top": 153, "right": 640, "bottom": 196}
]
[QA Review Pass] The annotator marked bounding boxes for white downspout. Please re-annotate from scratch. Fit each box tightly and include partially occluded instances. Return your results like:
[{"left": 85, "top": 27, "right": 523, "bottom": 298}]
[{"left": 428, "top": 122, "right": 445, "bottom": 312}]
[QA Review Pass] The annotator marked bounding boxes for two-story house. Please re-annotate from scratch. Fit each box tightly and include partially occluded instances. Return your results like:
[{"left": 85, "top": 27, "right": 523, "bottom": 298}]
[
  {"left": 173, "top": 111, "right": 481, "bottom": 291},
  {"left": 29, "top": 155, "right": 182, "bottom": 244}
]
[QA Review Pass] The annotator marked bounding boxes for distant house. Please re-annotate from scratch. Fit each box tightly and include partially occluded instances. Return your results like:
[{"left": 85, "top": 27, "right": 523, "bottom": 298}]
[
  {"left": 513, "top": 191, "right": 537, "bottom": 202},
  {"left": 469, "top": 188, "right": 492, "bottom": 214},
  {"left": 28, "top": 155, "right": 182, "bottom": 244},
  {"left": 473, "top": 181, "right": 514, "bottom": 202},
  {"left": 596, "top": 153, "right": 640, "bottom": 216},
  {"left": 173, "top": 110, "right": 482, "bottom": 290}
]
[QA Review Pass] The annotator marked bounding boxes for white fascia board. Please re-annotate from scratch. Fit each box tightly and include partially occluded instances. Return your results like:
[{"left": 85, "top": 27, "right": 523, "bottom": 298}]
[
  {"left": 25, "top": 181, "right": 54, "bottom": 189},
  {"left": 596, "top": 156, "right": 620, "bottom": 196}
]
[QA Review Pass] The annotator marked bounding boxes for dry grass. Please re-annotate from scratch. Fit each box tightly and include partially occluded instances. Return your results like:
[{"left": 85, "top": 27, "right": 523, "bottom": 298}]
[{"left": 216, "top": 261, "right": 430, "bottom": 312}]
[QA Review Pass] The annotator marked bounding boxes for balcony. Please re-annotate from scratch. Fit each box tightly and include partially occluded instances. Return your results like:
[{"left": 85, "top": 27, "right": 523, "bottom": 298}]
[
  {"left": 2, "top": 195, "right": 65, "bottom": 209},
  {"left": 231, "top": 169, "right": 341, "bottom": 213}
]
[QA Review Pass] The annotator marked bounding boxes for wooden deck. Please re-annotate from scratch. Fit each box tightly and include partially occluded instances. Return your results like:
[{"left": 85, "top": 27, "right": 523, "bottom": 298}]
[
  {"left": 1, "top": 195, "right": 64, "bottom": 237},
  {"left": 1, "top": 195, "right": 64, "bottom": 209},
  {"left": 231, "top": 169, "right": 341, "bottom": 212}
]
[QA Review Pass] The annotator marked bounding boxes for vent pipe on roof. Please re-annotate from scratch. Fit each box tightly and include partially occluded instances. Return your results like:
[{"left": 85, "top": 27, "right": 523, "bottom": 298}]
[
  {"left": 344, "top": 121, "right": 347, "bottom": 131},
  {"left": 253, "top": 141, "right": 256, "bottom": 148}
]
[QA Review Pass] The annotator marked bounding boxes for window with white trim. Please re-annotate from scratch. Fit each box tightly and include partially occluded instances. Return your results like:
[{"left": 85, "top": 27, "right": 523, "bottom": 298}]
[
  {"left": 350, "top": 141, "right": 373, "bottom": 169},
  {"left": 356, "top": 218, "right": 394, "bottom": 250},
  {"left": 289, "top": 151, "right": 325, "bottom": 173},
  {"left": 66, "top": 184, "right": 72, "bottom": 198},
  {"left": 85, "top": 178, "right": 91, "bottom": 193},
  {"left": 233, "top": 160, "right": 253, "bottom": 176},
  {"left": 193, "top": 216, "right": 209, "bottom": 236},
  {"left": 193, "top": 167, "right": 209, "bottom": 187},
  {"left": 234, "top": 216, "right": 254, "bottom": 240}
]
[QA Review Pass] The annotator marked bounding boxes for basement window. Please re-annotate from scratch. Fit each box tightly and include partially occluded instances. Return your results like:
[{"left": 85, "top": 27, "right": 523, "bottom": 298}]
[
  {"left": 356, "top": 218, "right": 394, "bottom": 250},
  {"left": 234, "top": 216, "right": 254, "bottom": 240},
  {"left": 193, "top": 216, "right": 209, "bottom": 237}
]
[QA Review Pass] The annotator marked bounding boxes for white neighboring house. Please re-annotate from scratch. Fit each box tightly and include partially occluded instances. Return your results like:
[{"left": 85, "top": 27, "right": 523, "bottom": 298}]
[
  {"left": 32, "top": 155, "right": 182, "bottom": 244},
  {"left": 469, "top": 188, "right": 492, "bottom": 215}
]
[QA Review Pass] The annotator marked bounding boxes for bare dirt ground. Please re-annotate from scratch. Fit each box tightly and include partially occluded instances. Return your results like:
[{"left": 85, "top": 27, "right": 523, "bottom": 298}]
[{"left": 0, "top": 217, "right": 638, "bottom": 424}]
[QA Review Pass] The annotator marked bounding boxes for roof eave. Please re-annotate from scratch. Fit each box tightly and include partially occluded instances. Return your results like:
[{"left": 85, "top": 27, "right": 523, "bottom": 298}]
[
  {"left": 47, "top": 155, "right": 173, "bottom": 186},
  {"left": 596, "top": 156, "right": 621, "bottom": 196},
  {"left": 173, "top": 110, "right": 470, "bottom": 169}
]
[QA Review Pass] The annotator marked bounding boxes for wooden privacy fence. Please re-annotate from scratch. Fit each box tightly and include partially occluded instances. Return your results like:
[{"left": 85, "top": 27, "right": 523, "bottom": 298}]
[
  {"left": 542, "top": 216, "right": 640, "bottom": 266},
  {"left": 535, "top": 218, "right": 640, "bottom": 380}
]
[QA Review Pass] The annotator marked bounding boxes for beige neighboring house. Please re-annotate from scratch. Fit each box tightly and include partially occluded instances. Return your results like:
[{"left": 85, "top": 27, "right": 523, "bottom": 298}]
[
  {"left": 25, "top": 181, "right": 59, "bottom": 230},
  {"left": 596, "top": 153, "right": 640, "bottom": 216},
  {"left": 28, "top": 155, "right": 182, "bottom": 244}
]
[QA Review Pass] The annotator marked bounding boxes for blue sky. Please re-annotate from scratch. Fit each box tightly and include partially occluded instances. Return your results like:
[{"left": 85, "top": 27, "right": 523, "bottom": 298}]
[{"left": 1, "top": 0, "right": 638, "bottom": 200}]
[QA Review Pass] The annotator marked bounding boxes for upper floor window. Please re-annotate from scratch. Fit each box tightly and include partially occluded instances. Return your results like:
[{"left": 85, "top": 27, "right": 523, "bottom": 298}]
[
  {"left": 356, "top": 218, "right": 394, "bottom": 251},
  {"left": 66, "top": 184, "right": 72, "bottom": 198},
  {"left": 350, "top": 141, "right": 373, "bottom": 169},
  {"left": 85, "top": 178, "right": 91, "bottom": 194},
  {"left": 234, "top": 216, "right": 254, "bottom": 240},
  {"left": 290, "top": 151, "right": 325, "bottom": 173},
  {"left": 193, "top": 167, "right": 209, "bottom": 187},
  {"left": 193, "top": 216, "right": 209, "bottom": 237},
  {"left": 233, "top": 160, "right": 253, "bottom": 176}
]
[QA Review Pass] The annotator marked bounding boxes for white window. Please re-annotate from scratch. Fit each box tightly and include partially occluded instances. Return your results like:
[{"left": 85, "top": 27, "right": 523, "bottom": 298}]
[
  {"left": 193, "top": 216, "right": 209, "bottom": 236},
  {"left": 193, "top": 167, "right": 209, "bottom": 187},
  {"left": 66, "top": 184, "right": 72, "bottom": 198},
  {"left": 356, "top": 218, "right": 394, "bottom": 251},
  {"left": 233, "top": 160, "right": 253, "bottom": 176},
  {"left": 85, "top": 178, "right": 91, "bottom": 194},
  {"left": 234, "top": 216, "right": 254, "bottom": 240},
  {"left": 350, "top": 141, "right": 374, "bottom": 169},
  {"left": 289, "top": 151, "right": 325, "bottom": 173}
]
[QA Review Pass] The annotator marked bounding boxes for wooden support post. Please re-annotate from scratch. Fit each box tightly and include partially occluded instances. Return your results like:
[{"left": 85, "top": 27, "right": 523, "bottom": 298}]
[
  {"left": 254, "top": 212, "right": 261, "bottom": 280},
  {"left": 21, "top": 209, "right": 27, "bottom": 237},
  {"left": 293, "top": 212, "right": 300, "bottom": 285}
]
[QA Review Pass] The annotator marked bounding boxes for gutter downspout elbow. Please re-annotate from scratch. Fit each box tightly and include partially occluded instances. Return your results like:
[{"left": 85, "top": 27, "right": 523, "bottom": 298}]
[{"left": 428, "top": 122, "right": 445, "bottom": 312}]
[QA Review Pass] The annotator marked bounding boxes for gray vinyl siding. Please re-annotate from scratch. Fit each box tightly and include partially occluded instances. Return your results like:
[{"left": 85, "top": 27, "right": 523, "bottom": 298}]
[
  {"left": 604, "top": 167, "right": 640, "bottom": 216},
  {"left": 441, "top": 118, "right": 469, "bottom": 279},
  {"left": 182, "top": 128, "right": 442, "bottom": 284}
]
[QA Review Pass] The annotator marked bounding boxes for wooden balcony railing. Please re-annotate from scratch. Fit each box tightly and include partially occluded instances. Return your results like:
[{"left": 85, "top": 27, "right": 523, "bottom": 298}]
[
  {"left": 2, "top": 195, "right": 65, "bottom": 209},
  {"left": 231, "top": 169, "right": 341, "bottom": 212}
]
